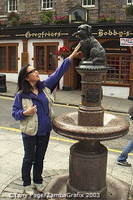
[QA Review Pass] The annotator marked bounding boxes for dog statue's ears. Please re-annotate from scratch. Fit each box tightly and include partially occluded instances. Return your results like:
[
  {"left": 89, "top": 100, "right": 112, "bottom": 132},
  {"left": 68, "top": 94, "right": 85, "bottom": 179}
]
[{"left": 78, "top": 24, "right": 92, "bottom": 36}]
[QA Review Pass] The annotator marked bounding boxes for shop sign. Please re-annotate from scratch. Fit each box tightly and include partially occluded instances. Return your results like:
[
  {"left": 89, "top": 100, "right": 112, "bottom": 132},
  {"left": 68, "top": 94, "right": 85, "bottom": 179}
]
[
  {"left": 120, "top": 38, "right": 133, "bottom": 46},
  {"left": 24, "top": 31, "right": 69, "bottom": 39},
  {"left": 93, "top": 29, "right": 132, "bottom": 38},
  {"left": 0, "top": 24, "right": 132, "bottom": 40}
]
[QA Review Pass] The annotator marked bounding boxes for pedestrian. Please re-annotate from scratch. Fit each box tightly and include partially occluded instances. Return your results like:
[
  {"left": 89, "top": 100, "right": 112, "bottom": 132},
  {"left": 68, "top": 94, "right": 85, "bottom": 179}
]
[
  {"left": 116, "top": 140, "right": 133, "bottom": 167},
  {"left": 116, "top": 107, "right": 133, "bottom": 167},
  {"left": 12, "top": 44, "right": 82, "bottom": 195}
]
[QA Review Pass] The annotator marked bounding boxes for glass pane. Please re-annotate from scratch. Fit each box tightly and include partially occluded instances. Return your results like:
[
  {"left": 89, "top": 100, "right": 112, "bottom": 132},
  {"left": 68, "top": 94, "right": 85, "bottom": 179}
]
[
  {"left": 0, "top": 47, "right": 6, "bottom": 71},
  {"left": 50, "top": 1, "right": 53, "bottom": 7},
  {"left": 43, "top": 2, "right": 45, "bottom": 8},
  {"left": 46, "top": 0, "right": 48, "bottom": 8},
  {"left": 105, "top": 55, "right": 130, "bottom": 83},
  {"left": 83, "top": 0, "right": 86, "bottom": 5},
  {"left": 88, "top": 0, "right": 91, "bottom": 5},
  {"left": 92, "top": 0, "right": 95, "bottom": 5},
  {"left": 35, "top": 46, "right": 45, "bottom": 71},
  {"left": 8, "top": 46, "right": 17, "bottom": 71},
  {"left": 13, "top": 0, "right": 16, "bottom": 10},
  {"left": 47, "top": 46, "right": 57, "bottom": 70}
]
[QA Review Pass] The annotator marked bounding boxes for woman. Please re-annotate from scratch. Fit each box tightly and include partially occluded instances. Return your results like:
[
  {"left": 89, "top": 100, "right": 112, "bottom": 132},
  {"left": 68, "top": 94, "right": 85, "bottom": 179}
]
[{"left": 12, "top": 45, "right": 81, "bottom": 195}]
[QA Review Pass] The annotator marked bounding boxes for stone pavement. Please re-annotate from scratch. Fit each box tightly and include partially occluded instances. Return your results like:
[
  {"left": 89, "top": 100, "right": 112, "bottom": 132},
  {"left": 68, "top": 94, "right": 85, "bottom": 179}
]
[
  {"left": 0, "top": 128, "right": 133, "bottom": 200},
  {"left": 0, "top": 82, "right": 133, "bottom": 199},
  {"left": 0, "top": 81, "right": 133, "bottom": 113}
]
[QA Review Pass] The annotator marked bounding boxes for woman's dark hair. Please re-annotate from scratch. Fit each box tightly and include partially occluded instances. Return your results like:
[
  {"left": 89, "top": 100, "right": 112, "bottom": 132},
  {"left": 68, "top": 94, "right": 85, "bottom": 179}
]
[{"left": 17, "top": 64, "right": 33, "bottom": 94}]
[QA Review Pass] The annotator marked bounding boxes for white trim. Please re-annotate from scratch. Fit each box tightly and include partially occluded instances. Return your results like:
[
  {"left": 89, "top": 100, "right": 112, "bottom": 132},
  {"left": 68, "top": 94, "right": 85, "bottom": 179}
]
[
  {"left": 0, "top": 40, "right": 23, "bottom": 72},
  {"left": 7, "top": 10, "right": 17, "bottom": 13},
  {"left": 41, "top": 8, "right": 53, "bottom": 10},
  {"left": 82, "top": 5, "right": 95, "bottom": 8},
  {"left": 0, "top": 15, "right": 7, "bottom": 18},
  {"left": 102, "top": 86, "right": 129, "bottom": 99}
]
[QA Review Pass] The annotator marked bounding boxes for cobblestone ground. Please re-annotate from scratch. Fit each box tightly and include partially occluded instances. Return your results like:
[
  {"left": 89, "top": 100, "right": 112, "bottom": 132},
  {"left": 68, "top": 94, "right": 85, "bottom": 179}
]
[
  {"left": 0, "top": 168, "right": 132, "bottom": 200},
  {"left": 0, "top": 169, "right": 67, "bottom": 200}
]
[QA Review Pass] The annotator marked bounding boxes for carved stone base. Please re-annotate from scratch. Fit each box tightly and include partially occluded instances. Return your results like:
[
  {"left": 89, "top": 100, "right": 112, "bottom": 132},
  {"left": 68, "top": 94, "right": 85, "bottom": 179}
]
[{"left": 45, "top": 174, "right": 129, "bottom": 200}]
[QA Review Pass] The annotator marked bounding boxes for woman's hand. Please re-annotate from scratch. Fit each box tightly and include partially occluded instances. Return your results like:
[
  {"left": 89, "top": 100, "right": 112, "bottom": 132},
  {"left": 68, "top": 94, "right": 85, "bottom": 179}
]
[
  {"left": 68, "top": 43, "right": 83, "bottom": 60},
  {"left": 23, "top": 105, "right": 37, "bottom": 116}
]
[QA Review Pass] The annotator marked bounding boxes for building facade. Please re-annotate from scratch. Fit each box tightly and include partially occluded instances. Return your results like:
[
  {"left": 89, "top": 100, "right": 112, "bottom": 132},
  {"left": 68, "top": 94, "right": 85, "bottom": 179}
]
[{"left": 0, "top": 0, "right": 133, "bottom": 98}]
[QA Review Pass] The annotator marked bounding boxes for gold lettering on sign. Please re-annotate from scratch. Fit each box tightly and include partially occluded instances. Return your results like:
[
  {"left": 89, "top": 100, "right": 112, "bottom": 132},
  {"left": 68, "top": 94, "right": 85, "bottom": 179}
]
[
  {"left": 98, "top": 29, "right": 130, "bottom": 37},
  {"left": 0, "top": 34, "right": 10, "bottom": 37},
  {"left": 25, "top": 31, "right": 63, "bottom": 38}
]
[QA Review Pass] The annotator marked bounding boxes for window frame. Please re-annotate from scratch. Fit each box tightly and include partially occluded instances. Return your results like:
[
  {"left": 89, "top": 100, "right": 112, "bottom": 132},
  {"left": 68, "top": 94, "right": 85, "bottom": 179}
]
[
  {"left": 41, "top": 0, "right": 54, "bottom": 10},
  {"left": 102, "top": 53, "right": 131, "bottom": 86},
  {"left": 127, "top": 0, "right": 133, "bottom": 5},
  {"left": 82, "top": 0, "right": 95, "bottom": 8},
  {"left": 7, "top": 0, "right": 17, "bottom": 13},
  {"left": 0, "top": 43, "right": 18, "bottom": 73},
  {"left": 33, "top": 42, "right": 58, "bottom": 74}
]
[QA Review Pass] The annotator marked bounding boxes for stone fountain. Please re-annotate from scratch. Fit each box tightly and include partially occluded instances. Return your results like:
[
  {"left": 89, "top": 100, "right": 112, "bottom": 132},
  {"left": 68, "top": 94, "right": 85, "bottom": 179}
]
[{"left": 46, "top": 25, "right": 129, "bottom": 200}]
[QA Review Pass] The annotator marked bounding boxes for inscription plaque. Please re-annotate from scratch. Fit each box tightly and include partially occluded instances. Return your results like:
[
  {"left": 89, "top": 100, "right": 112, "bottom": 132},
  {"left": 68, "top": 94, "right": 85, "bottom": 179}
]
[{"left": 86, "top": 89, "right": 100, "bottom": 103}]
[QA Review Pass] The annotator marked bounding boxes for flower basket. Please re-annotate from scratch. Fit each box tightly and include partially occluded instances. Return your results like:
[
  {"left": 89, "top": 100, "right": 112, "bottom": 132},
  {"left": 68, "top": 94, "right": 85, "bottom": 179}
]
[
  {"left": 98, "top": 15, "right": 115, "bottom": 23},
  {"left": 53, "top": 16, "right": 69, "bottom": 24},
  {"left": 7, "top": 12, "right": 20, "bottom": 26},
  {"left": 40, "top": 11, "right": 54, "bottom": 24}
]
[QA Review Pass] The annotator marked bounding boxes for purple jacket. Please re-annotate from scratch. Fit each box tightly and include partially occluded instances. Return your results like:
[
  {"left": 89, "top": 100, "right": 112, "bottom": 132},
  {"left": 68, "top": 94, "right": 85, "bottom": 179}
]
[{"left": 12, "top": 58, "right": 71, "bottom": 137}]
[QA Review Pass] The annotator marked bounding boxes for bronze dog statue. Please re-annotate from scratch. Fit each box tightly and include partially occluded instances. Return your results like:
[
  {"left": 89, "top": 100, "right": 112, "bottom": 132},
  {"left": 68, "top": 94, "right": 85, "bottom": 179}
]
[{"left": 74, "top": 24, "right": 106, "bottom": 65}]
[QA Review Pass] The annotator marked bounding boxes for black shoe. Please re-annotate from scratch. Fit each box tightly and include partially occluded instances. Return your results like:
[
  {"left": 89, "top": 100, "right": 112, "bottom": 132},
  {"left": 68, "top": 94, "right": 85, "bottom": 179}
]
[{"left": 117, "top": 161, "right": 131, "bottom": 167}]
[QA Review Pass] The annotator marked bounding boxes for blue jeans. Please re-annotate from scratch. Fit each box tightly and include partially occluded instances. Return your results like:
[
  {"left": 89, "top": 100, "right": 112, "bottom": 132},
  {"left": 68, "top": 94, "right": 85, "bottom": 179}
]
[
  {"left": 22, "top": 134, "right": 50, "bottom": 186},
  {"left": 117, "top": 140, "right": 133, "bottom": 162}
]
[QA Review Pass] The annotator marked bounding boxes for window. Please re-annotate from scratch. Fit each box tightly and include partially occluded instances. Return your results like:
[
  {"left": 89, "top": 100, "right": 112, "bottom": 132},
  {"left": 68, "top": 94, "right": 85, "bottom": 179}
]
[
  {"left": 0, "top": 44, "right": 18, "bottom": 72},
  {"left": 8, "top": 0, "right": 17, "bottom": 12},
  {"left": 34, "top": 43, "right": 58, "bottom": 73},
  {"left": 82, "top": 0, "right": 95, "bottom": 7},
  {"left": 41, "top": 0, "right": 53, "bottom": 9},
  {"left": 127, "top": 0, "right": 133, "bottom": 5},
  {"left": 103, "top": 54, "right": 131, "bottom": 84}
]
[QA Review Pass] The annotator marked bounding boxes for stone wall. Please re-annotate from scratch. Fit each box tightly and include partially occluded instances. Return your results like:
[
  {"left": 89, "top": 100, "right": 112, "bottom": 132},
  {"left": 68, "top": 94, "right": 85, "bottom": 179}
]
[
  {"left": 55, "top": 0, "right": 81, "bottom": 16},
  {"left": 0, "top": 0, "right": 129, "bottom": 25},
  {"left": 18, "top": 0, "right": 40, "bottom": 23},
  {"left": 0, "top": 0, "right": 7, "bottom": 15},
  {"left": 100, "top": 0, "right": 126, "bottom": 22},
  {"left": 0, "top": 0, "right": 8, "bottom": 24}
]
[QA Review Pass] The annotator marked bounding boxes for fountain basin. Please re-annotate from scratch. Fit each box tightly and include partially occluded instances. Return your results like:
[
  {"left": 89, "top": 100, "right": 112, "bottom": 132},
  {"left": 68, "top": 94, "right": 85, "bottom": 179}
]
[
  {"left": 53, "top": 112, "right": 129, "bottom": 141},
  {"left": 52, "top": 111, "right": 130, "bottom": 200}
]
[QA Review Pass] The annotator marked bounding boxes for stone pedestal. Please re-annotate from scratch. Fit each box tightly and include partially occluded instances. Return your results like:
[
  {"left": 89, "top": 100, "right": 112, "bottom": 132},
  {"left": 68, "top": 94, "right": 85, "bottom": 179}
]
[
  {"left": 77, "top": 61, "right": 106, "bottom": 126},
  {"left": 52, "top": 60, "right": 129, "bottom": 200}
]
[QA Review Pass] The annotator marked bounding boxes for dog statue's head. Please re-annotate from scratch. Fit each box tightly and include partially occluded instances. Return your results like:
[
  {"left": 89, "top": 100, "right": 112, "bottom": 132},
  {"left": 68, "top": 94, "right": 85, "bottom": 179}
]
[
  {"left": 73, "top": 24, "right": 92, "bottom": 39},
  {"left": 73, "top": 24, "right": 106, "bottom": 65}
]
